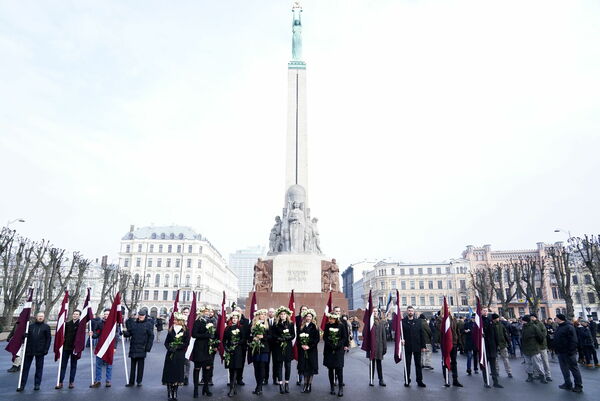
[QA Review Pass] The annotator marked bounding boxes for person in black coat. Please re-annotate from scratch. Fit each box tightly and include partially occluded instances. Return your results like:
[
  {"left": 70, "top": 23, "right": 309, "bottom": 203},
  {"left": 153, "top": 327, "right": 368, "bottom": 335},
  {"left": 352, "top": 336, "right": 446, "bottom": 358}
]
[
  {"left": 462, "top": 317, "right": 479, "bottom": 375},
  {"left": 272, "top": 306, "right": 296, "bottom": 394},
  {"left": 56, "top": 309, "right": 81, "bottom": 389},
  {"left": 297, "top": 308, "right": 319, "bottom": 393},
  {"left": 223, "top": 311, "right": 247, "bottom": 397},
  {"left": 323, "top": 313, "right": 349, "bottom": 397},
  {"left": 295, "top": 305, "right": 308, "bottom": 386},
  {"left": 553, "top": 314, "right": 583, "bottom": 392},
  {"left": 162, "top": 313, "right": 190, "bottom": 401},
  {"left": 249, "top": 309, "right": 271, "bottom": 395},
  {"left": 400, "top": 306, "right": 426, "bottom": 388},
  {"left": 18, "top": 312, "right": 51, "bottom": 391},
  {"left": 123, "top": 310, "right": 154, "bottom": 387},
  {"left": 588, "top": 318, "right": 598, "bottom": 349},
  {"left": 156, "top": 316, "right": 165, "bottom": 342},
  {"left": 191, "top": 305, "right": 218, "bottom": 397},
  {"left": 480, "top": 309, "right": 502, "bottom": 388},
  {"left": 235, "top": 305, "right": 250, "bottom": 386}
]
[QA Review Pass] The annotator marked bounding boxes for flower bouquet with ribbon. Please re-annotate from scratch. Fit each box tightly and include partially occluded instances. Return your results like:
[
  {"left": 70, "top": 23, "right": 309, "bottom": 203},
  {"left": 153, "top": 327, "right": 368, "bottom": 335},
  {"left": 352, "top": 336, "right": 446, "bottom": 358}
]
[
  {"left": 328, "top": 327, "right": 340, "bottom": 354},
  {"left": 299, "top": 332, "right": 310, "bottom": 358},
  {"left": 224, "top": 328, "right": 240, "bottom": 366},
  {"left": 251, "top": 322, "right": 267, "bottom": 355}
]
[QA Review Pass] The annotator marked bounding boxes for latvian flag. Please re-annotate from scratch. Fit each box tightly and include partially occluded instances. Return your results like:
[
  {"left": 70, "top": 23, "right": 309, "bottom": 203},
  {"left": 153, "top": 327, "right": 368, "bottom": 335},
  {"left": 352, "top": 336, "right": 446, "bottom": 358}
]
[
  {"left": 441, "top": 296, "right": 453, "bottom": 371},
  {"left": 361, "top": 289, "right": 376, "bottom": 359},
  {"left": 288, "top": 290, "right": 298, "bottom": 360},
  {"left": 320, "top": 291, "right": 333, "bottom": 331},
  {"left": 54, "top": 291, "right": 69, "bottom": 361},
  {"left": 5, "top": 288, "right": 34, "bottom": 361},
  {"left": 95, "top": 293, "right": 123, "bottom": 364},
  {"left": 393, "top": 289, "right": 404, "bottom": 363},
  {"left": 73, "top": 287, "right": 94, "bottom": 359}
]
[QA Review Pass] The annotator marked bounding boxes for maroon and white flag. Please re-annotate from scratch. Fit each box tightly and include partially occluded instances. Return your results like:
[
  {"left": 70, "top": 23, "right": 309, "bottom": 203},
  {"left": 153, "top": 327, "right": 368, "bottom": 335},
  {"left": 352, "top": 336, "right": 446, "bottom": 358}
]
[
  {"left": 95, "top": 293, "right": 122, "bottom": 364},
  {"left": 54, "top": 291, "right": 69, "bottom": 361},
  {"left": 185, "top": 291, "right": 197, "bottom": 360},
  {"left": 169, "top": 289, "right": 180, "bottom": 329},
  {"left": 474, "top": 296, "right": 486, "bottom": 369},
  {"left": 320, "top": 291, "right": 333, "bottom": 331},
  {"left": 73, "top": 288, "right": 93, "bottom": 359},
  {"left": 288, "top": 290, "right": 298, "bottom": 360},
  {"left": 441, "top": 296, "right": 453, "bottom": 371},
  {"left": 393, "top": 289, "right": 404, "bottom": 363},
  {"left": 361, "top": 289, "right": 376, "bottom": 359},
  {"left": 247, "top": 292, "right": 257, "bottom": 364},
  {"left": 5, "top": 288, "right": 33, "bottom": 361},
  {"left": 217, "top": 291, "right": 226, "bottom": 360}
]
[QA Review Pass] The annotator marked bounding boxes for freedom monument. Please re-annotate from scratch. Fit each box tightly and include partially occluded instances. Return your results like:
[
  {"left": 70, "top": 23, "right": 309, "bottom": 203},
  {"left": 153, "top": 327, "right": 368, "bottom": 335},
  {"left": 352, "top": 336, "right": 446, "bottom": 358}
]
[{"left": 252, "top": 2, "right": 346, "bottom": 310}]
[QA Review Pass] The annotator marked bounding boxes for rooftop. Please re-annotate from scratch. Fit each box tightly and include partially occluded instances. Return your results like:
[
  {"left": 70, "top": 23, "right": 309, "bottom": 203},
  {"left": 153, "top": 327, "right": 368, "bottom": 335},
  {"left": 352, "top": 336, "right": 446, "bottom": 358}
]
[{"left": 121, "top": 225, "right": 204, "bottom": 241}]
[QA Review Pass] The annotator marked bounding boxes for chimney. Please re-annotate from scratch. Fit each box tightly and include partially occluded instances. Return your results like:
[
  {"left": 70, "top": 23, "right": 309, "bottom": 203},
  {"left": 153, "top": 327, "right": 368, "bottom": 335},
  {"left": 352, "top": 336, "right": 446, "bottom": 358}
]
[
  {"left": 130, "top": 224, "right": 135, "bottom": 233},
  {"left": 101, "top": 255, "right": 108, "bottom": 268}
]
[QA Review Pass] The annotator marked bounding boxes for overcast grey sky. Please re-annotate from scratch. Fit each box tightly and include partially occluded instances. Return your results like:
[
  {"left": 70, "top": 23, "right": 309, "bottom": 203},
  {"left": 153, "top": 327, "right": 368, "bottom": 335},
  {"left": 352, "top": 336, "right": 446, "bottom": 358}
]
[{"left": 1, "top": 0, "right": 599, "bottom": 268}]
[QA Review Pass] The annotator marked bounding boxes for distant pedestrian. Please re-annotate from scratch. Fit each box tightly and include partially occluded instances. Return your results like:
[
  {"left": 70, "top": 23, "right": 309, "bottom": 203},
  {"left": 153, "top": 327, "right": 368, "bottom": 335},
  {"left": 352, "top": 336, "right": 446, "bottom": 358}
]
[
  {"left": 492, "top": 313, "right": 513, "bottom": 378},
  {"left": 420, "top": 314, "right": 434, "bottom": 370},
  {"left": 521, "top": 315, "right": 545, "bottom": 383},
  {"left": 462, "top": 316, "right": 478, "bottom": 375},
  {"left": 578, "top": 320, "right": 598, "bottom": 367},
  {"left": 553, "top": 314, "right": 583, "bottom": 393},
  {"left": 156, "top": 315, "right": 165, "bottom": 343},
  {"left": 351, "top": 317, "right": 360, "bottom": 346},
  {"left": 531, "top": 314, "right": 552, "bottom": 382}
]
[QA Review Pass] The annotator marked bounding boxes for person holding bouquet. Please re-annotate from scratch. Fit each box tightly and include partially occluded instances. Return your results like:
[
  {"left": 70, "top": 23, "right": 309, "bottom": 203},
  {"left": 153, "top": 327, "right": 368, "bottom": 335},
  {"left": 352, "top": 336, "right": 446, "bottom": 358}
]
[
  {"left": 323, "top": 313, "right": 349, "bottom": 397},
  {"left": 223, "top": 311, "right": 247, "bottom": 397},
  {"left": 297, "top": 308, "right": 319, "bottom": 393},
  {"left": 162, "top": 312, "right": 190, "bottom": 401},
  {"left": 192, "top": 305, "right": 217, "bottom": 397},
  {"left": 272, "top": 306, "right": 296, "bottom": 394},
  {"left": 249, "top": 309, "right": 271, "bottom": 395}
]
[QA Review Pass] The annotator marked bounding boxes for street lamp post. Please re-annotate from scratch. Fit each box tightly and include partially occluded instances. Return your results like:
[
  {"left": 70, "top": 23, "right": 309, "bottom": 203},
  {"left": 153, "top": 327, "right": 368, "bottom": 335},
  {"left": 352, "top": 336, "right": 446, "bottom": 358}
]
[
  {"left": 6, "top": 218, "right": 26, "bottom": 228},
  {"left": 554, "top": 228, "right": 586, "bottom": 318}
]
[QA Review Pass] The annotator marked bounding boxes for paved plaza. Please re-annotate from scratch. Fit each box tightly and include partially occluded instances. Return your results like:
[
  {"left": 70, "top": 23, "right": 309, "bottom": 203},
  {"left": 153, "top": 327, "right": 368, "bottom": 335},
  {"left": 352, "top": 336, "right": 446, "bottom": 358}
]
[{"left": 1, "top": 340, "right": 598, "bottom": 401}]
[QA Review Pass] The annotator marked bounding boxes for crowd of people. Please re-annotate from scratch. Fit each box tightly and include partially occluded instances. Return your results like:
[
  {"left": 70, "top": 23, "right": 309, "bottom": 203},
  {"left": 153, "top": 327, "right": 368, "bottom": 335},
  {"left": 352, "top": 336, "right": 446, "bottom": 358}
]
[{"left": 5, "top": 304, "right": 599, "bottom": 399}]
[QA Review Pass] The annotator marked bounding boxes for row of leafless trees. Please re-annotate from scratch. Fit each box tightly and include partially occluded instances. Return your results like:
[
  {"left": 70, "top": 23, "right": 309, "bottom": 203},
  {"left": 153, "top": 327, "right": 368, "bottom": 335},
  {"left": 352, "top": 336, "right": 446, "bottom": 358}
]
[
  {"left": 470, "top": 235, "right": 600, "bottom": 319},
  {"left": 96, "top": 259, "right": 147, "bottom": 316}
]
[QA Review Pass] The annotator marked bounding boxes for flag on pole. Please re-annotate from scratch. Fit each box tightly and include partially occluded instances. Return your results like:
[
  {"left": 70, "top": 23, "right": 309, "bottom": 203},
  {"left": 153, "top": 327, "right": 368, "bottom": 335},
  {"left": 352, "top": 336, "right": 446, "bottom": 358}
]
[
  {"left": 169, "top": 289, "right": 180, "bottom": 328},
  {"left": 54, "top": 291, "right": 69, "bottom": 361},
  {"left": 185, "top": 291, "right": 197, "bottom": 360},
  {"left": 73, "top": 288, "right": 93, "bottom": 359},
  {"left": 474, "top": 296, "right": 486, "bottom": 369},
  {"left": 385, "top": 292, "right": 393, "bottom": 315},
  {"left": 247, "top": 292, "right": 257, "bottom": 364},
  {"left": 217, "top": 291, "right": 226, "bottom": 360},
  {"left": 361, "top": 289, "right": 376, "bottom": 359},
  {"left": 5, "top": 288, "right": 33, "bottom": 361},
  {"left": 393, "top": 289, "right": 404, "bottom": 363},
  {"left": 288, "top": 290, "right": 298, "bottom": 360},
  {"left": 441, "top": 296, "right": 453, "bottom": 371},
  {"left": 95, "top": 293, "right": 122, "bottom": 364},
  {"left": 320, "top": 291, "right": 333, "bottom": 331}
]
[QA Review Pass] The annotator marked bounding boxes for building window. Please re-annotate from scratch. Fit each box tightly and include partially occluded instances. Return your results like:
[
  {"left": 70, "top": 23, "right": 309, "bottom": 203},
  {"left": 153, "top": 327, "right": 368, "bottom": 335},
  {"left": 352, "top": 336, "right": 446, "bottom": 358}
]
[
  {"left": 536, "top": 287, "right": 542, "bottom": 298},
  {"left": 165, "top": 274, "right": 170, "bottom": 287},
  {"left": 124, "top": 258, "right": 129, "bottom": 267},
  {"left": 572, "top": 275, "right": 579, "bottom": 285},
  {"left": 198, "top": 260, "right": 202, "bottom": 268},
  {"left": 391, "top": 280, "right": 397, "bottom": 289},
  {"left": 400, "top": 269, "right": 405, "bottom": 275},
  {"left": 380, "top": 281, "right": 385, "bottom": 290},
  {"left": 436, "top": 267, "right": 441, "bottom": 274},
  {"left": 409, "top": 268, "right": 414, "bottom": 275},
  {"left": 401, "top": 281, "right": 406, "bottom": 290},
  {"left": 166, "top": 258, "right": 171, "bottom": 268},
  {"left": 196, "top": 276, "right": 201, "bottom": 287},
  {"left": 149, "top": 244, "right": 154, "bottom": 253},
  {"left": 576, "top": 293, "right": 582, "bottom": 303},
  {"left": 133, "top": 273, "right": 140, "bottom": 285},
  {"left": 428, "top": 281, "right": 433, "bottom": 289},
  {"left": 147, "top": 258, "right": 153, "bottom": 267},
  {"left": 402, "top": 296, "right": 407, "bottom": 306},
  {"left": 159, "top": 244, "right": 163, "bottom": 253},
  {"left": 168, "top": 244, "right": 172, "bottom": 253},
  {"left": 460, "top": 280, "right": 466, "bottom": 290},
  {"left": 176, "top": 259, "right": 180, "bottom": 268},
  {"left": 174, "top": 274, "right": 179, "bottom": 286},
  {"left": 185, "top": 275, "right": 191, "bottom": 287},
  {"left": 157, "top": 258, "right": 162, "bottom": 267},
  {"left": 137, "top": 244, "right": 142, "bottom": 252},
  {"left": 199, "top": 246, "right": 203, "bottom": 254},
  {"left": 418, "top": 268, "right": 423, "bottom": 275},
  {"left": 461, "top": 296, "right": 468, "bottom": 306},
  {"left": 187, "top": 259, "right": 192, "bottom": 268},
  {"left": 439, "top": 296, "right": 444, "bottom": 305},
  {"left": 518, "top": 307, "right": 525, "bottom": 316},
  {"left": 449, "top": 296, "right": 454, "bottom": 306},
  {"left": 437, "top": 280, "right": 443, "bottom": 289},
  {"left": 447, "top": 280, "right": 453, "bottom": 289},
  {"left": 410, "top": 296, "right": 416, "bottom": 305},
  {"left": 163, "top": 291, "right": 168, "bottom": 301},
  {"left": 177, "top": 245, "right": 182, "bottom": 253},
  {"left": 427, "top": 267, "right": 432, "bottom": 275},
  {"left": 153, "top": 290, "right": 159, "bottom": 300},
  {"left": 585, "top": 275, "right": 592, "bottom": 285},
  {"left": 144, "top": 290, "right": 149, "bottom": 301},
  {"left": 126, "top": 244, "right": 131, "bottom": 253},
  {"left": 155, "top": 274, "right": 160, "bottom": 287},
  {"left": 420, "top": 296, "right": 426, "bottom": 305},
  {"left": 391, "top": 268, "right": 395, "bottom": 275},
  {"left": 588, "top": 292, "right": 596, "bottom": 304},
  {"left": 188, "top": 245, "right": 193, "bottom": 253},
  {"left": 136, "top": 258, "right": 141, "bottom": 267},
  {"left": 410, "top": 280, "right": 415, "bottom": 290},
  {"left": 172, "top": 291, "right": 177, "bottom": 300},
  {"left": 419, "top": 281, "right": 424, "bottom": 290},
  {"left": 429, "top": 296, "right": 435, "bottom": 306}
]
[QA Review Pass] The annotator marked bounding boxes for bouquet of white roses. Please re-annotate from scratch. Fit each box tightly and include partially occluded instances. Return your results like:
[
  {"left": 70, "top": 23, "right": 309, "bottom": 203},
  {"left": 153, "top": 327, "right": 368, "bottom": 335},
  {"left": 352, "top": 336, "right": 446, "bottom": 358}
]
[
  {"left": 299, "top": 332, "right": 310, "bottom": 358},
  {"left": 224, "top": 328, "right": 240, "bottom": 366},
  {"left": 280, "top": 327, "right": 292, "bottom": 352},
  {"left": 205, "top": 322, "right": 219, "bottom": 354},
  {"left": 251, "top": 322, "right": 267, "bottom": 355},
  {"left": 328, "top": 327, "right": 340, "bottom": 353},
  {"left": 169, "top": 330, "right": 185, "bottom": 359}
]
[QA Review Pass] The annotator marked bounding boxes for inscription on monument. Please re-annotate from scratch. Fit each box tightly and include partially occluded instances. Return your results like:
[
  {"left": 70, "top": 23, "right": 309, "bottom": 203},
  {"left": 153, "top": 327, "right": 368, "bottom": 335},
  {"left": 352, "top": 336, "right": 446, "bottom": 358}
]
[{"left": 272, "top": 254, "right": 321, "bottom": 293}]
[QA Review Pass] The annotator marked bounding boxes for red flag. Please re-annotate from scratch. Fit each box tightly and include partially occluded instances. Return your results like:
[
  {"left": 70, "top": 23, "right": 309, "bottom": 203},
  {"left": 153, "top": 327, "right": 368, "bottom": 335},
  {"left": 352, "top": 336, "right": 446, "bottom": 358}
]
[
  {"left": 441, "top": 296, "right": 453, "bottom": 370},
  {"left": 361, "top": 290, "right": 376, "bottom": 359},
  {"left": 288, "top": 290, "right": 298, "bottom": 360},
  {"left": 320, "top": 291, "right": 333, "bottom": 331},
  {"left": 217, "top": 291, "right": 226, "bottom": 360},
  {"left": 393, "top": 289, "right": 404, "bottom": 363},
  {"left": 474, "top": 296, "right": 486, "bottom": 369},
  {"left": 73, "top": 288, "right": 93, "bottom": 359},
  {"left": 95, "top": 293, "right": 121, "bottom": 364},
  {"left": 5, "top": 288, "right": 33, "bottom": 361},
  {"left": 185, "top": 291, "right": 197, "bottom": 360},
  {"left": 54, "top": 291, "right": 69, "bottom": 361},
  {"left": 247, "top": 292, "right": 257, "bottom": 364},
  {"left": 169, "top": 289, "right": 180, "bottom": 328}
]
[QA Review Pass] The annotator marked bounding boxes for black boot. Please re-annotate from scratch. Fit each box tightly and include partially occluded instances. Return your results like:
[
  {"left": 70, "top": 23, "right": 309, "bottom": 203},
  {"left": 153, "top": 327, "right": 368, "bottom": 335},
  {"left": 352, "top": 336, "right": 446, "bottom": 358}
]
[
  {"left": 337, "top": 383, "right": 343, "bottom": 397},
  {"left": 228, "top": 383, "right": 235, "bottom": 397},
  {"left": 279, "top": 383, "right": 285, "bottom": 394},
  {"left": 193, "top": 369, "right": 200, "bottom": 398},
  {"left": 173, "top": 385, "right": 179, "bottom": 401},
  {"left": 202, "top": 382, "right": 212, "bottom": 397},
  {"left": 285, "top": 383, "right": 289, "bottom": 393},
  {"left": 330, "top": 384, "right": 336, "bottom": 395},
  {"left": 297, "top": 375, "right": 303, "bottom": 386}
]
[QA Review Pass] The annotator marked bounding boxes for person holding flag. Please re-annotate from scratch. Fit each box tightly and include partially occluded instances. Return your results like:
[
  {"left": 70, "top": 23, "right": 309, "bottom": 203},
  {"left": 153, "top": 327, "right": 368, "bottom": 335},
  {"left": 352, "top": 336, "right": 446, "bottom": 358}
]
[
  {"left": 53, "top": 291, "right": 69, "bottom": 389},
  {"left": 272, "top": 305, "right": 296, "bottom": 394},
  {"left": 297, "top": 308, "right": 319, "bottom": 393},
  {"left": 90, "top": 308, "right": 115, "bottom": 388},
  {"left": 18, "top": 312, "right": 52, "bottom": 391},
  {"left": 476, "top": 302, "right": 503, "bottom": 388},
  {"left": 73, "top": 287, "right": 94, "bottom": 386},
  {"left": 367, "top": 309, "right": 388, "bottom": 387},
  {"left": 401, "top": 306, "right": 427, "bottom": 388},
  {"left": 123, "top": 309, "right": 154, "bottom": 387},
  {"left": 162, "top": 312, "right": 190, "bottom": 401},
  {"left": 439, "top": 297, "right": 462, "bottom": 388},
  {"left": 56, "top": 309, "right": 82, "bottom": 389}
]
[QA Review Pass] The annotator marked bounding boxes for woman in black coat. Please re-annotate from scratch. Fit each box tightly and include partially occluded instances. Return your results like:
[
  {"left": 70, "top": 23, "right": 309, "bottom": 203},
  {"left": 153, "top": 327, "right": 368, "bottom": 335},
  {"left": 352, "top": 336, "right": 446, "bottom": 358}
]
[
  {"left": 297, "top": 308, "right": 319, "bottom": 393},
  {"left": 248, "top": 309, "right": 271, "bottom": 395},
  {"left": 192, "top": 306, "right": 217, "bottom": 397},
  {"left": 295, "top": 305, "right": 308, "bottom": 386},
  {"left": 323, "top": 313, "right": 349, "bottom": 397},
  {"left": 123, "top": 311, "right": 154, "bottom": 387},
  {"left": 223, "top": 312, "right": 247, "bottom": 397},
  {"left": 272, "top": 306, "right": 296, "bottom": 394},
  {"left": 162, "top": 313, "right": 190, "bottom": 401}
]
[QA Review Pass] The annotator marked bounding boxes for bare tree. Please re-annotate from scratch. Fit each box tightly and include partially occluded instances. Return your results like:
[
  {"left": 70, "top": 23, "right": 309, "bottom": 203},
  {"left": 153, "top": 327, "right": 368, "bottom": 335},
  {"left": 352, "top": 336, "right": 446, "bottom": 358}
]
[
  {"left": 96, "top": 260, "right": 121, "bottom": 315},
  {"left": 0, "top": 228, "right": 48, "bottom": 330},
  {"left": 547, "top": 243, "right": 575, "bottom": 319},
  {"left": 67, "top": 253, "right": 92, "bottom": 313},
  {"left": 120, "top": 271, "right": 146, "bottom": 314},
  {"left": 572, "top": 235, "right": 600, "bottom": 305},
  {"left": 517, "top": 256, "right": 546, "bottom": 316},
  {"left": 493, "top": 261, "right": 519, "bottom": 318},
  {"left": 470, "top": 266, "right": 495, "bottom": 309},
  {"left": 37, "top": 247, "right": 76, "bottom": 316}
]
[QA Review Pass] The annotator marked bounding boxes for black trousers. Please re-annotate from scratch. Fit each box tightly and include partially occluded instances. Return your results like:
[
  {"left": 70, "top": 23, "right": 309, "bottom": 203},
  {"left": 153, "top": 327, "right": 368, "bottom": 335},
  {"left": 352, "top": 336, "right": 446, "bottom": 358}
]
[
  {"left": 481, "top": 356, "right": 499, "bottom": 385},
  {"left": 441, "top": 346, "right": 458, "bottom": 381},
  {"left": 370, "top": 359, "right": 383, "bottom": 380},
  {"left": 59, "top": 350, "right": 78, "bottom": 384},
  {"left": 21, "top": 355, "right": 45, "bottom": 388},
  {"left": 265, "top": 352, "right": 276, "bottom": 382},
  {"left": 328, "top": 367, "right": 343, "bottom": 386},
  {"left": 558, "top": 353, "right": 582, "bottom": 388},
  {"left": 193, "top": 362, "right": 212, "bottom": 387},
  {"left": 274, "top": 360, "right": 292, "bottom": 382},
  {"left": 405, "top": 350, "right": 423, "bottom": 383},
  {"left": 129, "top": 357, "right": 145, "bottom": 384},
  {"left": 253, "top": 361, "right": 266, "bottom": 387}
]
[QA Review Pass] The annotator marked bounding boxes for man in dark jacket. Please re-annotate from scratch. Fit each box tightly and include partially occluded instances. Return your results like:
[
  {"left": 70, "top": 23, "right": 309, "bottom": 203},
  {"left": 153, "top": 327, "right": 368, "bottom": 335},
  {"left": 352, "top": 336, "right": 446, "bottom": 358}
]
[
  {"left": 588, "top": 318, "right": 598, "bottom": 349},
  {"left": 18, "top": 312, "right": 51, "bottom": 391},
  {"left": 56, "top": 309, "right": 81, "bottom": 389},
  {"left": 401, "top": 306, "right": 427, "bottom": 388},
  {"left": 553, "top": 314, "right": 583, "bottom": 393},
  {"left": 481, "top": 309, "right": 502, "bottom": 388},
  {"left": 123, "top": 310, "right": 154, "bottom": 387},
  {"left": 521, "top": 315, "right": 545, "bottom": 383},
  {"left": 236, "top": 306, "right": 250, "bottom": 386},
  {"left": 492, "top": 314, "right": 512, "bottom": 378},
  {"left": 531, "top": 314, "right": 552, "bottom": 382}
]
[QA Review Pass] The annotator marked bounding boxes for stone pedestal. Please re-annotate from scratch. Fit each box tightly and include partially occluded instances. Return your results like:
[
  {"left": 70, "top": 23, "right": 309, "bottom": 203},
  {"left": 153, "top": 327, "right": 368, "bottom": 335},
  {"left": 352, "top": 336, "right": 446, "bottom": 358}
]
[
  {"left": 272, "top": 253, "right": 322, "bottom": 293},
  {"left": 248, "top": 291, "right": 348, "bottom": 315}
]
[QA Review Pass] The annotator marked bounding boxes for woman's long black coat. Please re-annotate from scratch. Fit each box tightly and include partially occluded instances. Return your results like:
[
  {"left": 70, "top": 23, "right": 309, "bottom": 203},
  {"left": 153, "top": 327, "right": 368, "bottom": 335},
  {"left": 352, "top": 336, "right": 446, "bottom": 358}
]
[
  {"left": 248, "top": 320, "right": 272, "bottom": 357},
  {"left": 162, "top": 327, "right": 190, "bottom": 385},
  {"left": 191, "top": 318, "right": 216, "bottom": 365},
  {"left": 223, "top": 324, "right": 247, "bottom": 369},
  {"left": 323, "top": 322, "right": 348, "bottom": 369},
  {"left": 297, "top": 322, "right": 319, "bottom": 375},
  {"left": 272, "top": 320, "right": 296, "bottom": 363}
]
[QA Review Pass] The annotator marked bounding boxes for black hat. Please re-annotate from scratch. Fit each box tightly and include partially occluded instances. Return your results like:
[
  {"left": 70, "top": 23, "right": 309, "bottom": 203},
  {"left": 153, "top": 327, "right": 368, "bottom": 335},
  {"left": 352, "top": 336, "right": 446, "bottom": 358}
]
[
  {"left": 556, "top": 314, "right": 566, "bottom": 322},
  {"left": 522, "top": 315, "right": 531, "bottom": 322},
  {"left": 529, "top": 313, "right": 537, "bottom": 319},
  {"left": 138, "top": 310, "right": 147, "bottom": 316},
  {"left": 491, "top": 313, "right": 500, "bottom": 320}
]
